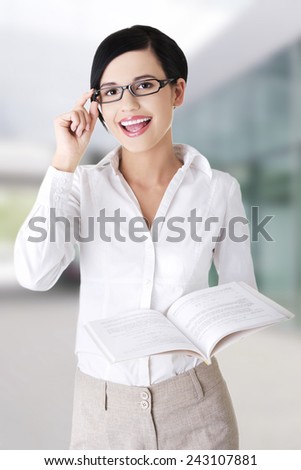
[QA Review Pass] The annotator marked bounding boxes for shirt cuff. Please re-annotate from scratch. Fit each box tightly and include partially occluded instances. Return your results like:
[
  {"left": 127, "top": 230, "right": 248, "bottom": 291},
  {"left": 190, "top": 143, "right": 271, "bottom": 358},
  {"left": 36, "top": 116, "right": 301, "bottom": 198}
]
[{"left": 36, "top": 166, "right": 76, "bottom": 209}]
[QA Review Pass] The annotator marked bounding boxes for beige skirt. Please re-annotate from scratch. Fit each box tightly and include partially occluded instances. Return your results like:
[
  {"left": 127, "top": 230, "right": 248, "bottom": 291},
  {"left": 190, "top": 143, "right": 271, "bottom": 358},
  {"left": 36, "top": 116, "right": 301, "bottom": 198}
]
[{"left": 69, "top": 357, "right": 239, "bottom": 450}]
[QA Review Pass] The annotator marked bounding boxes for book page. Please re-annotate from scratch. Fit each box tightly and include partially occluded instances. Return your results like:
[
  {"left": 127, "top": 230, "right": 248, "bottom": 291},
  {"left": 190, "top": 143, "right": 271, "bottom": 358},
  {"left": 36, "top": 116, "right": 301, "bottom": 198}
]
[
  {"left": 85, "top": 310, "right": 203, "bottom": 362},
  {"left": 167, "top": 282, "right": 291, "bottom": 358}
]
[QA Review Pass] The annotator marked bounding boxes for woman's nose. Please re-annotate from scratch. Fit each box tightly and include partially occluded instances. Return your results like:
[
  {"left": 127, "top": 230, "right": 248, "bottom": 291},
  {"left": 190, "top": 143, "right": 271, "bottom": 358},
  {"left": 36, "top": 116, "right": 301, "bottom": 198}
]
[{"left": 120, "top": 89, "right": 140, "bottom": 112}]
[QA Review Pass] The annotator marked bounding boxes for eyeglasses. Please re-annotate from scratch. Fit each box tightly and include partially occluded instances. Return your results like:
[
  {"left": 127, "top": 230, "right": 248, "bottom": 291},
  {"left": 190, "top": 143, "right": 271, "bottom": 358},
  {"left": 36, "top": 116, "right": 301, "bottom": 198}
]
[{"left": 92, "top": 78, "right": 177, "bottom": 104}]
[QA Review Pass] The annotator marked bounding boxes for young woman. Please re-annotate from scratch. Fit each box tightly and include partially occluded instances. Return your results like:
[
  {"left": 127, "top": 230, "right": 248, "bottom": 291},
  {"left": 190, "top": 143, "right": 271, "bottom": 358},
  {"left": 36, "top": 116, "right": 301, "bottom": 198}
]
[{"left": 14, "top": 25, "right": 257, "bottom": 450}]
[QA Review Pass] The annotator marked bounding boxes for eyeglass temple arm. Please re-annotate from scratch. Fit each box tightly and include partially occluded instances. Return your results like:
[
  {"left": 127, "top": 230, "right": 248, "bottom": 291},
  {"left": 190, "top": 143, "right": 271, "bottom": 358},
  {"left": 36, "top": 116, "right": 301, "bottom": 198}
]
[{"left": 91, "top": 90, "right": 100, "bottom": 102}]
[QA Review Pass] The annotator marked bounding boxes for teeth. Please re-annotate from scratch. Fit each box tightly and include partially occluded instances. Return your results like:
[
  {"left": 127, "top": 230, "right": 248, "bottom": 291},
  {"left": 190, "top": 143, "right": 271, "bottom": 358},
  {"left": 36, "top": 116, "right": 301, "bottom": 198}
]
[{"left": 121, "top": 117, "right": 151, "bottom": 126}]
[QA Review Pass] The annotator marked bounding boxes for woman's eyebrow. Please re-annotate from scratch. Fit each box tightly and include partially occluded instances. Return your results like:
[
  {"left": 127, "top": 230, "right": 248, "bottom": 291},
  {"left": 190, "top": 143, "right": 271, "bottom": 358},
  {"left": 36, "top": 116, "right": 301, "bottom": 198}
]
[
  {"left": 133, "top": 74, "right": 157, "bottom": 81},
  {"left": 100, "top": 75, "right": 157, "bottom": 88}
]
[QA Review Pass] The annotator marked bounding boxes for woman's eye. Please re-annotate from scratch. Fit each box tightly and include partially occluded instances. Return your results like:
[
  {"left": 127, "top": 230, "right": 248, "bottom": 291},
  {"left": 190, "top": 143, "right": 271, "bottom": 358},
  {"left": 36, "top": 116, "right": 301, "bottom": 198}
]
[
  {"left": 137, "top": 81, "right": 154, "bottom": 90},
  {"left": 100, "top": 87, "right": 120, "bottom": 99},
  {"left": 105, "top": 88, "right": 119, "bottom": 96}
]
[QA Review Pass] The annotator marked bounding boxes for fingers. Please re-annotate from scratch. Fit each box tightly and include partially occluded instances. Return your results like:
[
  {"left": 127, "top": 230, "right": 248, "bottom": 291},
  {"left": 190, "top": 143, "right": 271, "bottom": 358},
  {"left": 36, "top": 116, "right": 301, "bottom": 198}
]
[
  {"left": 88, "top": 101, "right": 99, "bottom": 133},
  {"left": 74, "top": 88, "right": 95, "bottom": 108},
  {"left": 54, "top": 89, "right": 100, "bottom": 138},
  {"left": 70, "top": 109, "right": 89, "bottom": 136},
  {"left": 89, "top": 100, "right": 99, "bottom": 118},
  {"left": 71, "top": 89, "right": 98, "bottom": 137}
]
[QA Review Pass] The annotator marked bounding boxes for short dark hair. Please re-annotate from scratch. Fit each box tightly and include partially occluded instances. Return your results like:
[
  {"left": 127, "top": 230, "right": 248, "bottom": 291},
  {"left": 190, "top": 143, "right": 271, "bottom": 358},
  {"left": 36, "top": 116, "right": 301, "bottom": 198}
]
[{"left": 90, "top": 25, "right": 188, "bottom": 127}]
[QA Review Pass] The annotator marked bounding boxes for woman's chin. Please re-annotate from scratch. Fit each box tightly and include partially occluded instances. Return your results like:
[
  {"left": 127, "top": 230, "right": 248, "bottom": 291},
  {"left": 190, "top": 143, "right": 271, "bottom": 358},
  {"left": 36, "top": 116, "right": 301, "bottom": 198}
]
[
  {"left": 118, "top": 130, "right": 172, "bottom": 156},
  {"left": 118, "top": 135, "right": 157, "bottom": 155}
]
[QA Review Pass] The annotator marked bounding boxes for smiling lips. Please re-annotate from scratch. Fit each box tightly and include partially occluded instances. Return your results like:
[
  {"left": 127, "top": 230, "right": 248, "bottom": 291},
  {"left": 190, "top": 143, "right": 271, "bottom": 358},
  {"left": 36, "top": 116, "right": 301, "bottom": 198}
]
[{"left": 119, "top": 116, "right": 152, "bottom": 137}]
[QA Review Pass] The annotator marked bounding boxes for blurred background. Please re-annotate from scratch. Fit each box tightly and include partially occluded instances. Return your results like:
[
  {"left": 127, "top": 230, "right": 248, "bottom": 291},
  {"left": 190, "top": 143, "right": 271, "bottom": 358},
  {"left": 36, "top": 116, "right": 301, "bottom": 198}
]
[{"left": 1, "top": 0, "right": 300, "bottom": 450}]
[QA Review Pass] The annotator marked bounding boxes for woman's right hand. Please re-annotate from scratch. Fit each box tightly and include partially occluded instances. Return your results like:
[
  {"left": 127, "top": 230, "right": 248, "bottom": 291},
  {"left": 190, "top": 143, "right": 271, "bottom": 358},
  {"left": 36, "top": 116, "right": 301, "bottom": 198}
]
[{"left": 52, "top": 89, "right": 99, "bottom": 172}]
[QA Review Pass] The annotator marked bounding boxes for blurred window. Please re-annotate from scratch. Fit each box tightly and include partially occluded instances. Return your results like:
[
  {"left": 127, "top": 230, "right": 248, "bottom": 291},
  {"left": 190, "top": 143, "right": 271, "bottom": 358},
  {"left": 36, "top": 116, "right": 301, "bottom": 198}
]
[{"left": 174, "top": 40, "right": 301, "bottom": 319}]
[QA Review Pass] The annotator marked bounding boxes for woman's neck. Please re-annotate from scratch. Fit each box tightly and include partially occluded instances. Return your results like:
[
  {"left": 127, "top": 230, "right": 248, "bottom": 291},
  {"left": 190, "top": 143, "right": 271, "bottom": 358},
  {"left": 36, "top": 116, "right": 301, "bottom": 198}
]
[{"left": 119, "top": 135, "right": 182, "bottom": 188}]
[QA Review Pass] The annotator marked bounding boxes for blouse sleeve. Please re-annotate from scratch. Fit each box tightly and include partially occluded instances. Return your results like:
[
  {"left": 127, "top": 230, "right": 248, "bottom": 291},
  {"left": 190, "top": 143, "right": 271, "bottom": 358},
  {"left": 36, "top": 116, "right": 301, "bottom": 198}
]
[
  {"left": 14, "top": 166, "right": 80, "bottom": 291},
  {"left": 213, "top": 177, "right": 257, "bottom": 289}
]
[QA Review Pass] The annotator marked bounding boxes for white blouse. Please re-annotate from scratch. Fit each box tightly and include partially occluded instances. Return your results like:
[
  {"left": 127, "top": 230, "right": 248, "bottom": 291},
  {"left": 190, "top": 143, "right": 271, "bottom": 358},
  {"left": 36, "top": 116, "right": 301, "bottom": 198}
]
[{"left": 14, "top": 144, "right": 257, "bottom": 386}]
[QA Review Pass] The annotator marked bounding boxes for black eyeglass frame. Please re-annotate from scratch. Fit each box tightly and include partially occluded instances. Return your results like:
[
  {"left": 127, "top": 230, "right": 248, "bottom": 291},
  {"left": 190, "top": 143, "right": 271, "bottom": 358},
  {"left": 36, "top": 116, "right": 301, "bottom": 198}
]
[{"left": 92, "top": 78, "right": 178, "bottom": 104}]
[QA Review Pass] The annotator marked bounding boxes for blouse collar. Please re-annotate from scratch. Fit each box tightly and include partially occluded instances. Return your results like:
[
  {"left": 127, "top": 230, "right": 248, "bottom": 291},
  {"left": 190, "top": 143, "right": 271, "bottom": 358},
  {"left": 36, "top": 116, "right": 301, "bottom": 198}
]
[{"left": 96, "top": 144, "right": 212, "bottom": 180}]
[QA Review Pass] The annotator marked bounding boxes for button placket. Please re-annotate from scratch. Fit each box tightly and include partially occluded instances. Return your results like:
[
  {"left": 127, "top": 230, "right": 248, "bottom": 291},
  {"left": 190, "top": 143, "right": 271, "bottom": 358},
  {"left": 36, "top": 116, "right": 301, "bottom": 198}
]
[{"left": 140, "top": 236, "right": 155, "bottom": 309}]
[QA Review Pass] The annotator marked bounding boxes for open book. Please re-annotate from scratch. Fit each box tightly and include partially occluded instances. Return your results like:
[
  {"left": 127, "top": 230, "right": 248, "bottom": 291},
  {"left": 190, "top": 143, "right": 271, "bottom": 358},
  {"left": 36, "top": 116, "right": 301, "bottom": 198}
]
[{"left": 84, "top": 282, "right": 294, "bottom": 364}]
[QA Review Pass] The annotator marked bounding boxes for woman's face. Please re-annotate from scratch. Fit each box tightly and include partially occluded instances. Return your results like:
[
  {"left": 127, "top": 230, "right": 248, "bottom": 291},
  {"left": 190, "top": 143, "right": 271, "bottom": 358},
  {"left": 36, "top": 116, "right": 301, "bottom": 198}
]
[{"left": 99, "top": 49, "right": 185, "bottom": 154}]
